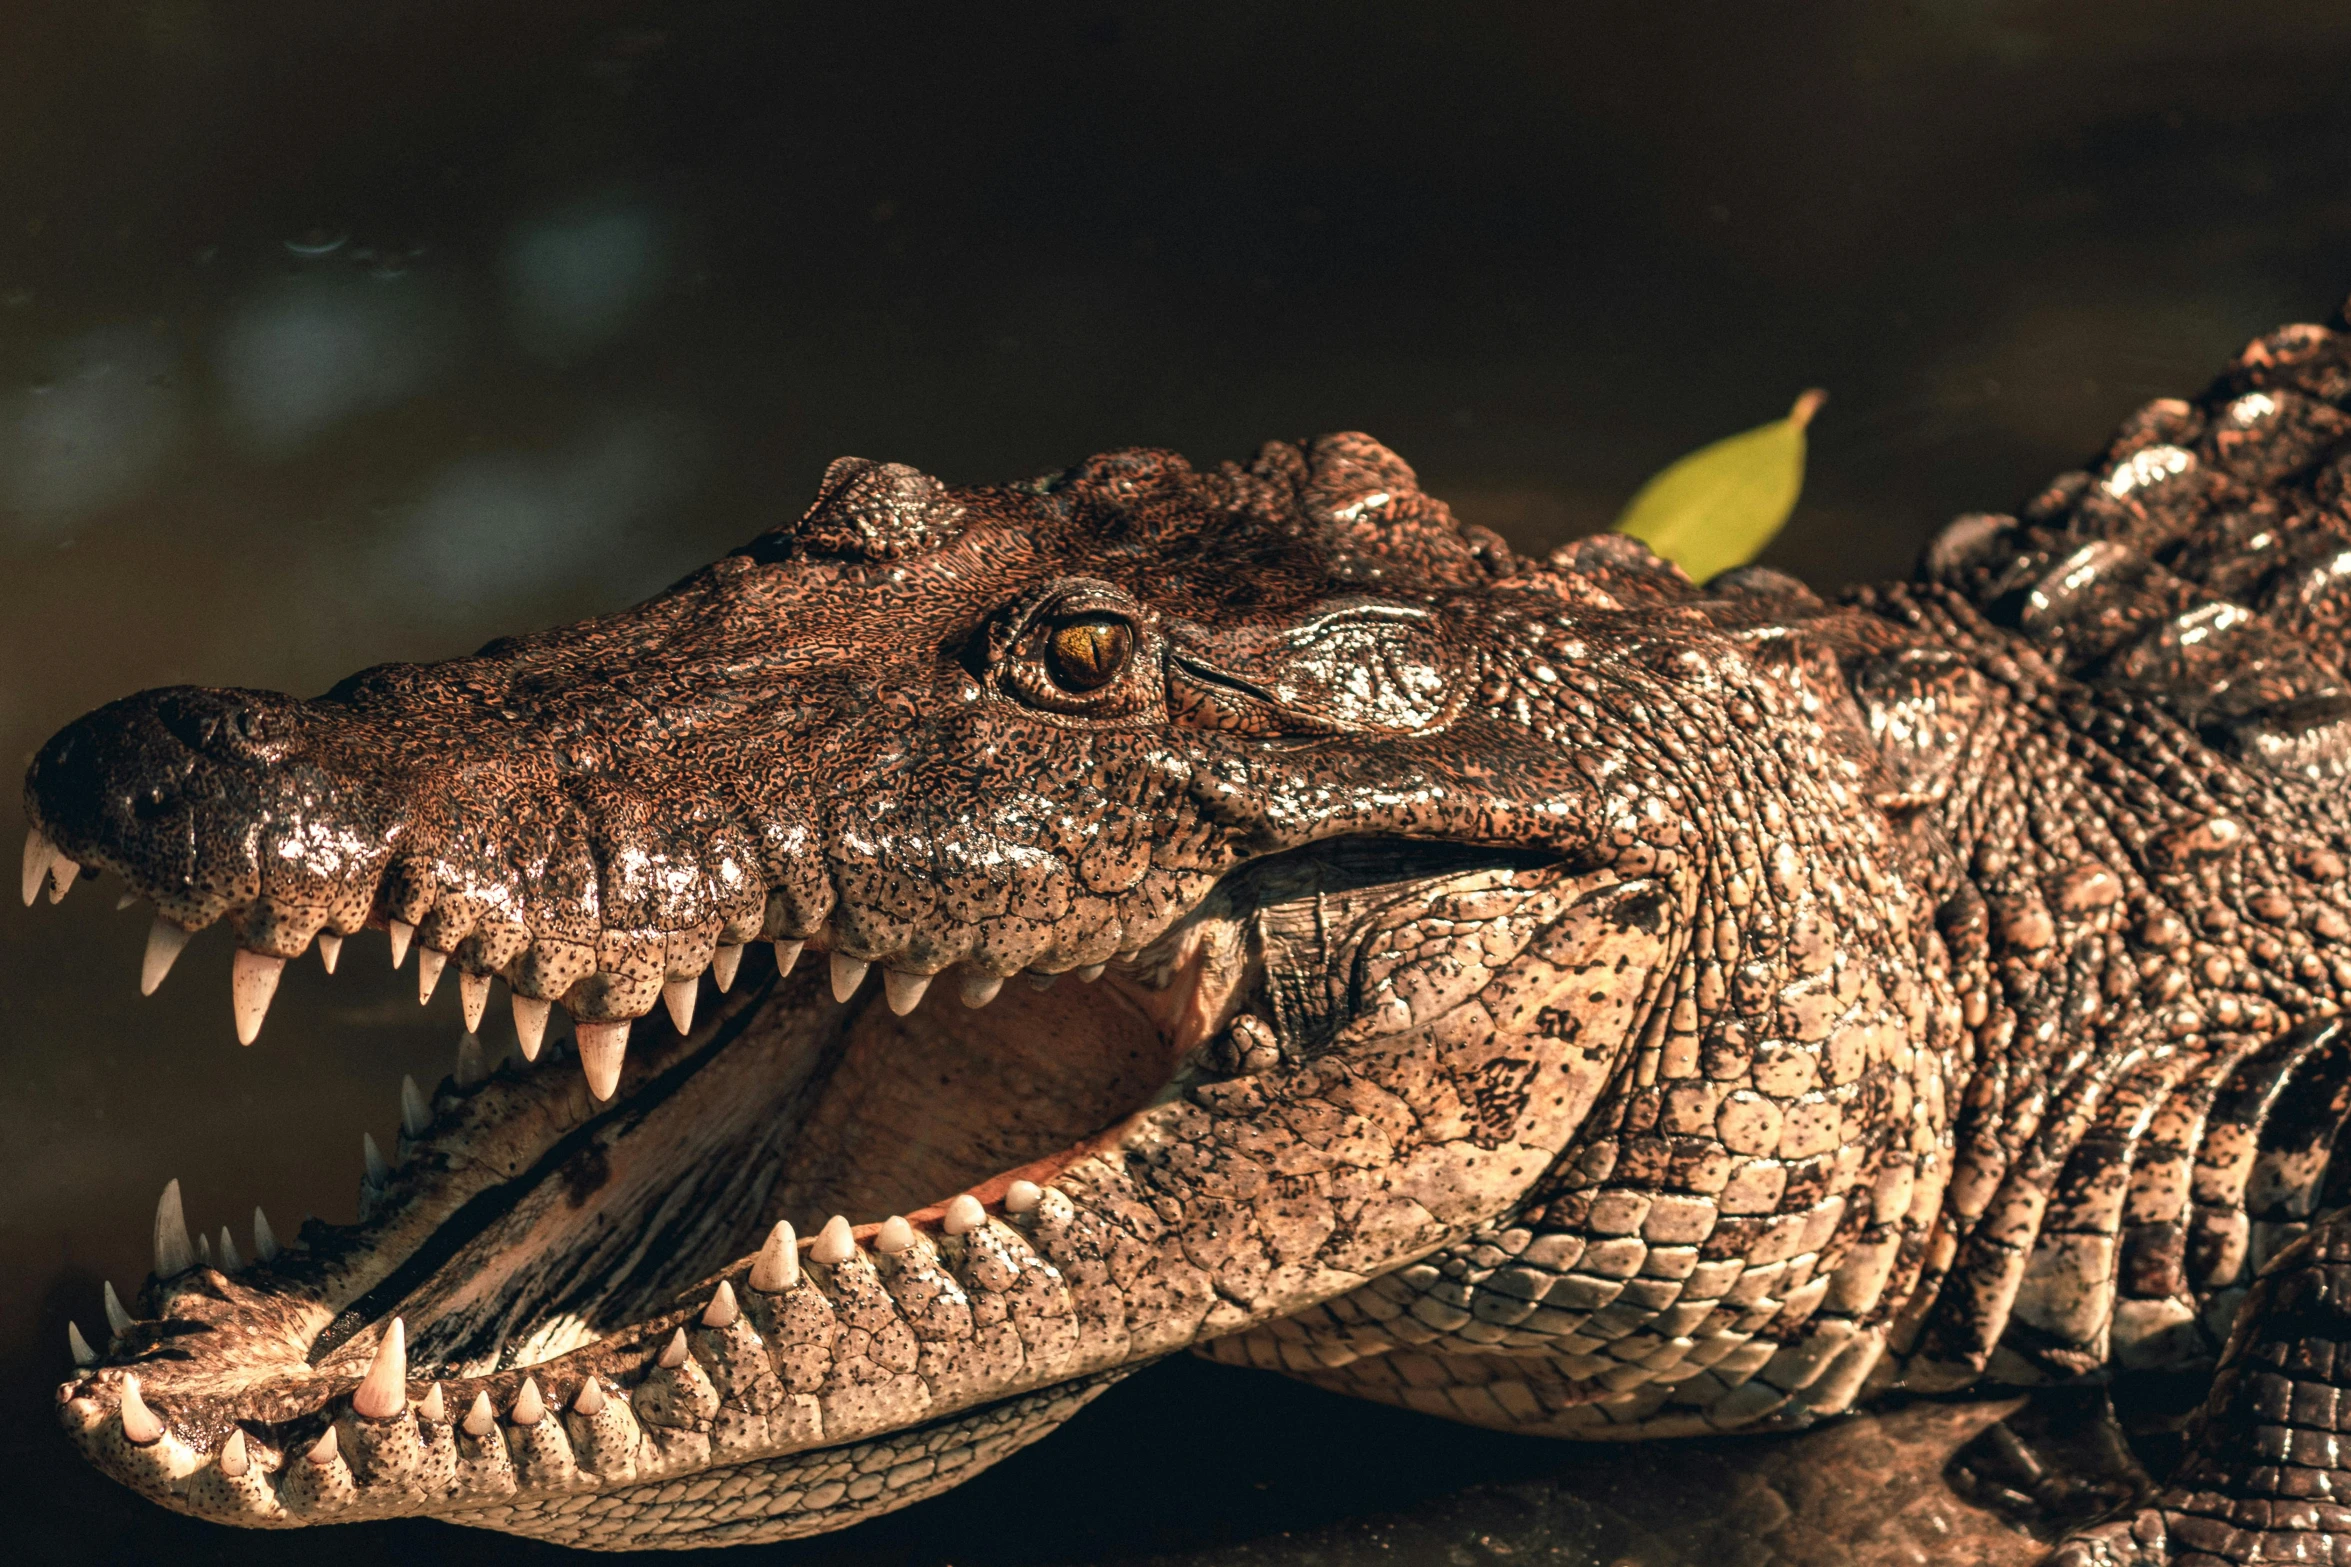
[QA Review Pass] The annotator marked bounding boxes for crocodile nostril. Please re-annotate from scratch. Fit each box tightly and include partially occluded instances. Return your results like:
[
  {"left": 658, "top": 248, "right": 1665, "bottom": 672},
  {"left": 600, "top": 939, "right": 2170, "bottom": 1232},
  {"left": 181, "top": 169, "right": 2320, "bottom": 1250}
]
[{"left": 129, "top": 781, "right": 181, "bottom": 822}]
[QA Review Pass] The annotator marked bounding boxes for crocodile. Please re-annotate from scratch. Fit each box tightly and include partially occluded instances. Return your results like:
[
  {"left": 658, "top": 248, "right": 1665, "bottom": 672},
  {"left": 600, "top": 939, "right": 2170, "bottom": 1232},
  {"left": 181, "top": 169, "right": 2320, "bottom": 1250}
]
[{"left": 25, "top": 309, "right": 2351, "bottom": 1563}]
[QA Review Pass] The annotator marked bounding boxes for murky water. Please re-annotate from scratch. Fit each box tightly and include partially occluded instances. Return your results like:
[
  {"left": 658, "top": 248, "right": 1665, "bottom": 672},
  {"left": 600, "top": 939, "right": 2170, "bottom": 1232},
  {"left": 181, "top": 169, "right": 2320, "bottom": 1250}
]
[{"left": 6, "top": 4, "right": 2351, "bottom": 1561}]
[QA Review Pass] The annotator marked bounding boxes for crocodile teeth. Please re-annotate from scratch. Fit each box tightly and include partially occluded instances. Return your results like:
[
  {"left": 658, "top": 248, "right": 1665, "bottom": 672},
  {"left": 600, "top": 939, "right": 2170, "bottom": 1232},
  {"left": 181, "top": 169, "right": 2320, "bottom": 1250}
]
[
  {"left": 711, "top": 944, "right": 743, "bottom": 992},
  {"left": 875, "top": 1215, "right": 915, "bottom": 1253},
  {"left": 115, "top": 890, "right": 139, "bottom": 911},
  {"left": 46, "top": 852, "right": 78, "bottom": 902},
  {"left": 400, "top": 1074, "right": 431, "bottom": 1137},
  {"left": 317, "top": 932, "right": 342, "bottom": 974},
  {"left": 1027, "top": 971, "right": 1058, "bottom": 991},
  {"left": 418, "top": 1382, "right": 445, "bottom": 1423},
  {"left": 657, "top": 1327, "right": 690, "bottom": 1369},
  {"left": 198, "top": 1232, "right": 212, "bottom": 1266},
  {"left": 810, "top": 1214, "right": 855, "bottom": 1264},
  {"left": 417, "top": 948, "right": 445, "bottom": 1004},
  {"left": 351, "top": 1318, "right": 406, "bottom": 1419},
  {"left": 959, "top": 972, "right": 1004, "bottom": 1009},
  {"left": 829, "top": 954, "right": 868, "bottom": 1002},
  {"left": 883, "top": 970, "right": 931, "bottom": 1015},
  {"left": 942, "top": 1194, "right": 986, "bottom": 1235},
  {"left": 749, "top": 1220, "right": 799, "bottom": 1292},
  {"left": 455, "top": 1033, "right": 488, "bottom": 1087},
  {"left": 462, "top": 1389, "right": 495, "bottom": 1437},
  {"left": 1004, "top": 1179, "right": 1043, "bottom": 1214},
  {"left": 576, "top": 1020, "right": 629, "bottom": 1100},
  {"left": 103, "top": 1280, "right": 132, "bottom": 1337},
  {"left": 572, "top": 1376, "right": 606, "bottom": 1415},
  {"left": 387, "top": 919, "right": 414, "bottom": 970},
  {"left": 67, "top": 1319, "right": 95, "bottom": 1366},
  {"left": 701, "top": 1279, "right": 740, "bottom": 1328},
  {"left": 252, "top": 1207, "right": 279, "bottom": 1264},
  {"left": 663, "top": 976, "right": 697, "bottom": 1035},
  {"left": 773, "top": 939, "right": 803, "bottom": 977},
  {"left": 140, "top": 918, "right": 190, "bottom": 996},
  {"left": 513, "top": 995, "right": 551, "bottom": 1061},
  {"left": 217, "top": 1226, "right": 241, "bottom": 1271},
  {"left": 459, "top": 970, "right": 490, "bottom": 1033},
  {"left": 230, "top": 948, "right": 284, "bottom": 1045},
  {"left": 1077, "top": 963, "right": 1105, "bottom": 982},
  {"left": 363, "top": 1132, "right": 391, "bottom": 1186},
  {"left": 20, "top": 828, "right": 54, "bottom": 906},
  {"left": 306, "top": 1425, "right": 338, "bottom": 1465},
  {"left": 153, "top": 1178, "right": 194, "bottom": 1278},
  {"left": 512, "top": 1377, "right": 545, "bottom": 1426},
  {"left": 119, "top": 1373, "right": 163, "bottom": 1445},
  {"left": 220, "top": 1427, "right": 249, "bottom": 1477}
]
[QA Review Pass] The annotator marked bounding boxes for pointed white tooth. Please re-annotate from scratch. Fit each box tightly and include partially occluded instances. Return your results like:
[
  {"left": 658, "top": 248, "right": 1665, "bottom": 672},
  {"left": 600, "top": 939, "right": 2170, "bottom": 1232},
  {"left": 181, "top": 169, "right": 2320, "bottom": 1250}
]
[
  {"left": 20, "top": 828, "right": 55, "bottom": 907},
  {"left": 400, "top": 1074, "right": 431, "bottom": 1138},
  {"left": 115, "top": 890, "right": 139, "bottom": 912},
  {"left": 47, "top": 854, "right": 79, "bottom": 902},
  {"left": 701, "top": 1279, "right": 740, "bottom": 1328},
  {"left": 657, "top": 1326, "right": 690, "bottom": 1369},
  {"left": 462, "top": 1389, "right": 495, "bottom": 1437},
  {"left": 773, "top": 938, "right": 803, "bottom": 976},
  {"left": 252, "top": 1207, "right": 279, "bottom": 1264},
  {"left": 749, "top": 1220, "right": 799, "bottom": 1292},
  {"left": 218, "top": 1227, "right": 242, "bottom": 1271},
  {"left": 220, "top": 1427, "right": 250, "bottom": 1477},
  {"left": 387, "top": 919, "right": 414, "bottom": 969},
  {"left": 575, "top": 1019, "right": 629, "bottom": 1100},
  {"left": 416, "top": 947, "right": 445, "bottom": 1004},
  {"left": 875, "top": 1215, "right": 915, "bottom": 1253},
  {"left": 1026, "top": 970, "right": 1059, "bottom": 990},
  {"left": 197, "top": 1232, "right": 212, "bottom": 1266},
  {"left": 711, "top": 944, "right": 743, "bottom": 992},
  {"left": 351, "top": 1318, "right": 407, "bottom": 1419},
  {"left": 942, "top": 1194, "right": 987, "bottom": 1235},
  {"left": 305, "top": 1425, "right": 338, "bottom": 1465},
  {"left": 883, "top": 969, "right": 931, "bottom": 1015},
  {"left": 418, "top": 1382, "right": 445, "bottom": 1424},
  {"left": 512, "top": 994, "right": 550, "bottom": 1061},
  {"left": 662, "top": 976, "right": 697, "bottom": 1034},
  {"left": 959, "top": 972, "right": 1004, "bottom": 1008},
  {"left": 1004, "top": 1179, "right": 1043, "bottom": 1214},
  {"left": 140, "top": 918, "right": 191, "bottom": 996},
  {"left": 119, "top": 1373, "right": 163, "bottom": 1445},
  {"left": 572, "top": 1376, "right": 606, "bottom": 1416},
  {"left": 455, "top": 1033, "right": 488, "bottom": 1087},
  {"left": 362, "top": 1132, "right": 391, "bottom": 1186},
  {"left": 458, "top": 970, "right": 489, "bottom": 1033},
  {"left": 810, "top": 1214, "right": 855, "bottom": 1264},
  {"left": 511, "top": 1375, "right": 545, "bottom": 1426},
  {"left": 230, "top": 948, "right": 284, "bottom": 1045},
  {"left": 829, "top": 953, "right": 869, "bottom": 1002},
  {"left": 103, "top": 1280, "right": 133, "bottom": 1337},
  {"left": 317, "top": 931, "right": 342, "bottom": 974},
  {"left": 153, "top": 1178, "right": 194, "bottom": 1278},
  {"left": 1077, "top": 962, "right": 1105, "bottom": 982},
  {"left": 67, "top": 1319, "right": 96, "bottom": 1367}
]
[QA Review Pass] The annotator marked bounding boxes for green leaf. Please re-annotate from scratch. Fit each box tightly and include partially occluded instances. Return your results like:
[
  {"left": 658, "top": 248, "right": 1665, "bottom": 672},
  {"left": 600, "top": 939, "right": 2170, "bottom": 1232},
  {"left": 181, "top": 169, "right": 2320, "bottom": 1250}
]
[{"left": 1612, "top": 389, "right": 1824, "bottom": 584}]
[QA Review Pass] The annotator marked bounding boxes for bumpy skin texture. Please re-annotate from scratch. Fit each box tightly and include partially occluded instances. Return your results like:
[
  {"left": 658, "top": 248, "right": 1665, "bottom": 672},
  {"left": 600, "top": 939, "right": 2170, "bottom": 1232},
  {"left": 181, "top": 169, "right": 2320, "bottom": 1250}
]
[{"left": 27, "top": 315, "right": 2351, "bottom": 1560}]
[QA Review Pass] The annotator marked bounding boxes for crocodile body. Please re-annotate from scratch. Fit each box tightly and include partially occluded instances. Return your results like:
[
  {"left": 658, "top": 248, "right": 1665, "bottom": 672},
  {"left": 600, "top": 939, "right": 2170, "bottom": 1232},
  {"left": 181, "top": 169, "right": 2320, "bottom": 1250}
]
[{"left": 25, "top": 314, "right": 2351, "bottom": 1561}]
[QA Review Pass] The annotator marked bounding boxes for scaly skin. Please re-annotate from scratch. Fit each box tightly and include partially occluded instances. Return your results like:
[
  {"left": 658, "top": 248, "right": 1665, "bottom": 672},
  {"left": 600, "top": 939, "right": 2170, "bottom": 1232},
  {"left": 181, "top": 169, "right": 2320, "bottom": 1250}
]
[{"left": 23, "top": 313, "right": 2351, "bottom": 1559}]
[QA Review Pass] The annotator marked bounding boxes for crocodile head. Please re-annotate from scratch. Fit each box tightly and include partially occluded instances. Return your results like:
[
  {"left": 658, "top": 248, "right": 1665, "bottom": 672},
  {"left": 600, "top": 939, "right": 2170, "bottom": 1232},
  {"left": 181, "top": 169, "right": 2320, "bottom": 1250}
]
[{"left": 22, "top": 434, "right": 1822, "bottom": 1545}]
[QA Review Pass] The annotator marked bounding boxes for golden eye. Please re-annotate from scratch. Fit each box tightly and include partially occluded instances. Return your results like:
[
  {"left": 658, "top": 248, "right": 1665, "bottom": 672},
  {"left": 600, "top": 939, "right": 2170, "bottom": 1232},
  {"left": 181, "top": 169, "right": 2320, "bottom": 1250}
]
[{"left": 1046, "top": 616, "right": 1133, "bottom": 692}]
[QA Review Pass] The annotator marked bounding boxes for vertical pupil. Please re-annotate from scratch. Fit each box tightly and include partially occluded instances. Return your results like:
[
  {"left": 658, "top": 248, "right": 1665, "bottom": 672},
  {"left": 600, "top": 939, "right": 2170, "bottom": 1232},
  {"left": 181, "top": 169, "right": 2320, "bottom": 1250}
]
[{"left": 1051, "top": 619, "right": 1127, "bottom": 689}]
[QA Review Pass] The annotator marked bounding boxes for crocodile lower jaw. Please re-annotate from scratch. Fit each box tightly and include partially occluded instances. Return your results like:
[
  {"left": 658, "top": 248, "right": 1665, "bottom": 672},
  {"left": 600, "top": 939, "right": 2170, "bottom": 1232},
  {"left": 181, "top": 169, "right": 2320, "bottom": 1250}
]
[{"left": 53, "top": 919, "right": 1222, "bottom": 1527}]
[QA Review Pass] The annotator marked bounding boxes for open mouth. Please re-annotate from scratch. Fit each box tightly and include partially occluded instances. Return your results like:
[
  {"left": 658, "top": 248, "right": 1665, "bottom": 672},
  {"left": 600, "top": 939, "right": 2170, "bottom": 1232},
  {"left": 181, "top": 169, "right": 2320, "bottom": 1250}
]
[{"left": 30, "top": 820, "right": 1582, "bottom": 1540}]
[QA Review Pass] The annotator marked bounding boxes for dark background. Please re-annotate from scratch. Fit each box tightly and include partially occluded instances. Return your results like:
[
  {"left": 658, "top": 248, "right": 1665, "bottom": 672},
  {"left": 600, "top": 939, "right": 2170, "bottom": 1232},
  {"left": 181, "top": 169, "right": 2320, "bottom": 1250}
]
[{"left": 5, "top": 3, "right": 2351, "bottom": 1562}]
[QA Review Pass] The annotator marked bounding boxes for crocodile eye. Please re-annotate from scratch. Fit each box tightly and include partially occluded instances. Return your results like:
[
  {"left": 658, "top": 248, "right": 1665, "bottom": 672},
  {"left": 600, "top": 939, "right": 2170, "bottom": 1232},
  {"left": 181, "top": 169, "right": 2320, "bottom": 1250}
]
[{"left": 1046, "top": 617, "right": 1133, "bottom": 692}]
